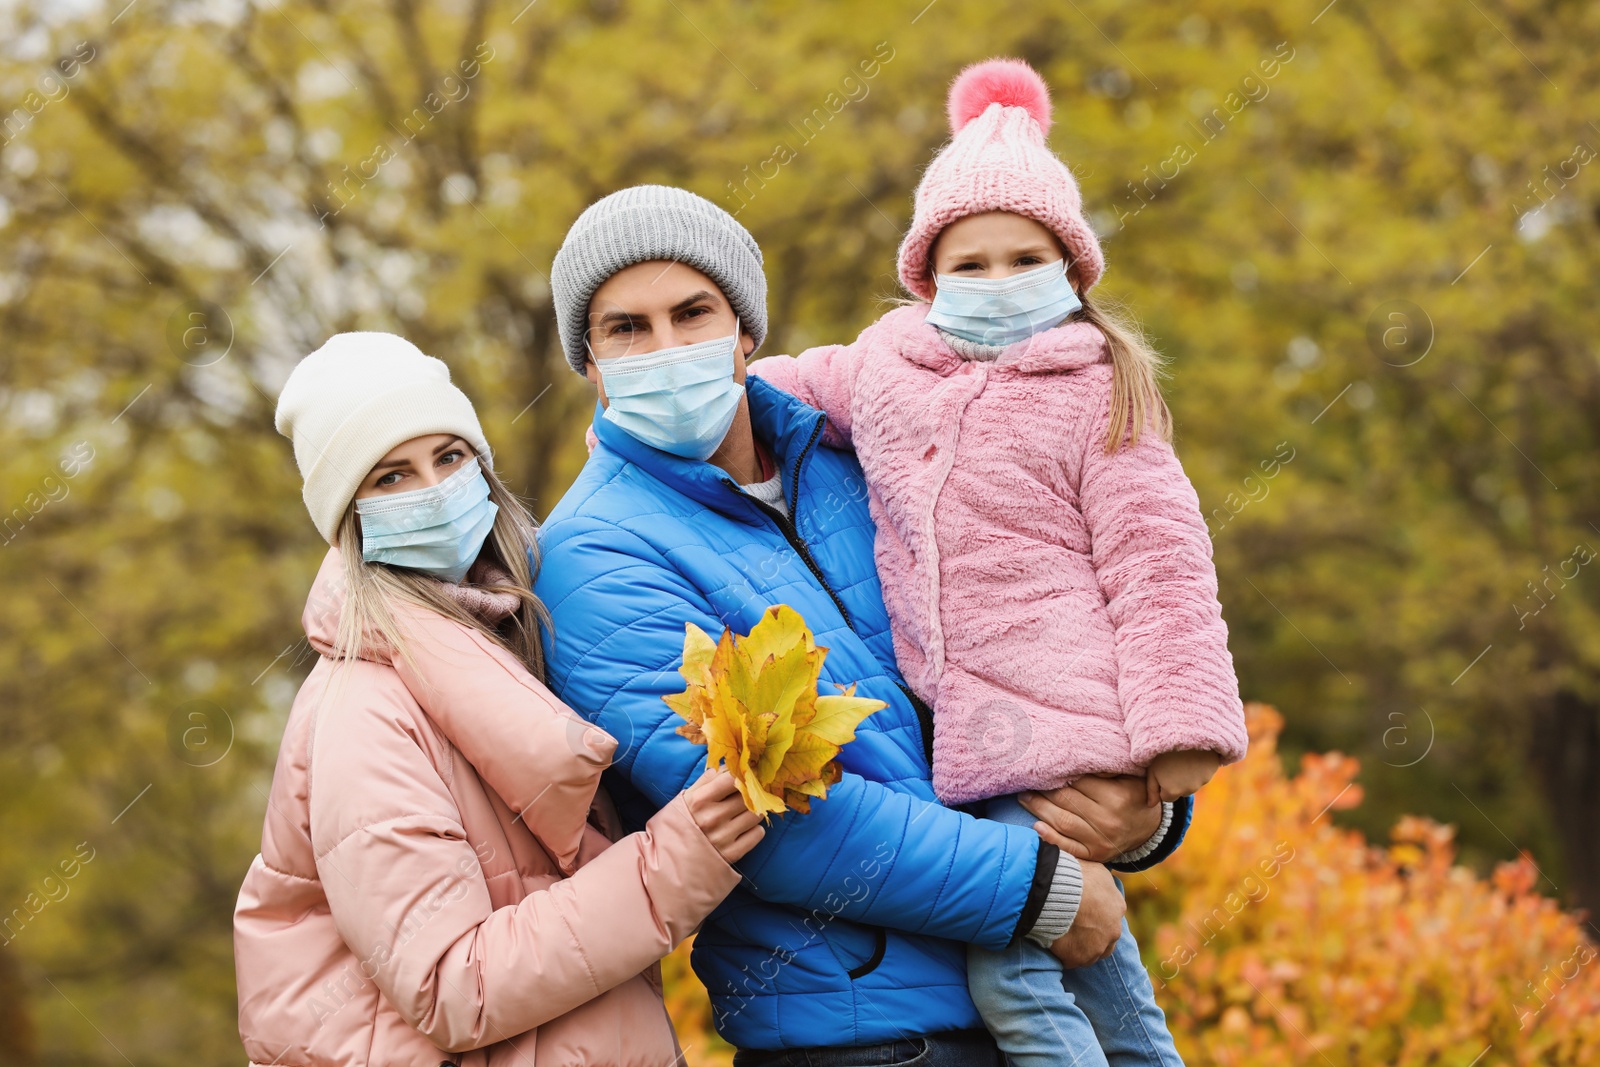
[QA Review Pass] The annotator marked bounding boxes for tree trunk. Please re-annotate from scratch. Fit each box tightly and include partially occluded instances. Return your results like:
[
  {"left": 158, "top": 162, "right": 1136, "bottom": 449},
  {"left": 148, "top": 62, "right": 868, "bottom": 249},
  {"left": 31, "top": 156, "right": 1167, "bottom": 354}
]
[
  {"left": 0, "top": 949, "right": 36, "bottom": 1065},
  {"left": 1529, "top": 687, "right": 1600, "bottom": 920}
]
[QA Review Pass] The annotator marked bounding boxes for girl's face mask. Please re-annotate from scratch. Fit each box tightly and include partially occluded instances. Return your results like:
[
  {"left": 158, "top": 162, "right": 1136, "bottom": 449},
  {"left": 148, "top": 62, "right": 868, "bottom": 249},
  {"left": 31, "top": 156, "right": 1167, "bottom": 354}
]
[
  {"left": 355, "top": 461, "right": 498, "bottom": 584},
  {"left": 925, "top": 261, "right": 1082, "bottom": 347}
]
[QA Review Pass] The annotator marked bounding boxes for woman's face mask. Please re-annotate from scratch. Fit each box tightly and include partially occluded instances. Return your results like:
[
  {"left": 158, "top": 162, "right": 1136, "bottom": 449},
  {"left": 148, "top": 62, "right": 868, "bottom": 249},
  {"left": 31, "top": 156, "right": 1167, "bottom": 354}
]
[
  {"left": 593, "top": 327, "right": 745, "bottom": 461},
  {"left": 925, "top": 261, "right": 1082, "bottom": 347},
  {"left": 355, "top": 461, "right": 498, "bottom": 584}
]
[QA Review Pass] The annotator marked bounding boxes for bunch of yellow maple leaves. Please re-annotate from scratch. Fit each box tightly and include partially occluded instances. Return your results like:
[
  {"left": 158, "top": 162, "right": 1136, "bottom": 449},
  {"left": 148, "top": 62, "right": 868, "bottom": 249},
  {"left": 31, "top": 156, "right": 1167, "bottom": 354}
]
[{"left": 664, "top": 605, "right": 886, "bottom": 817}]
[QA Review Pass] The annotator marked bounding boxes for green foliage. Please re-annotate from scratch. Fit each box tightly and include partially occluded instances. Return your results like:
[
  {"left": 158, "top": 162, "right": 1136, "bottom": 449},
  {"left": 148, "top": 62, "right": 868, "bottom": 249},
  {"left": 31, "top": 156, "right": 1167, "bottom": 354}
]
[{"left": 0, "top": 0, "right": 1596, "bottom": 1061}]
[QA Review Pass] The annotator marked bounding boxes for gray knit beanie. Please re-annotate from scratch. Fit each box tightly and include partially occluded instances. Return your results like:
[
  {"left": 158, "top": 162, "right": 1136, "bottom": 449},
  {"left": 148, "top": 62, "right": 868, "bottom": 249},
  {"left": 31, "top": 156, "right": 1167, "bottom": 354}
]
[{"left": 550, "top": 185, "right": 768, "bottom": 373}]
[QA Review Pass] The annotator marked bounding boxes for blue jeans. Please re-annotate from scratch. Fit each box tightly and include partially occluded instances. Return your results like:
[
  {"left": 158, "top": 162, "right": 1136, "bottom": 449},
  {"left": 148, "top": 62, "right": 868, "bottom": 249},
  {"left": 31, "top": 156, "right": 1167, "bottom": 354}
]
[
  {"left": 731, "top": 1028, "right": 1003, "bottom": 1067},
  {"left": 966, "top": 795, "right": 1184, "bottom": 1067}
]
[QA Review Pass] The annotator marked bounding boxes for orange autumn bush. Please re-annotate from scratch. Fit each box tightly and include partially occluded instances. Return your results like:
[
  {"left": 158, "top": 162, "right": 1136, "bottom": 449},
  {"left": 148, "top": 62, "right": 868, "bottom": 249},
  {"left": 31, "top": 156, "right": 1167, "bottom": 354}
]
[
  {"left": 1128, "top": 703, "right": 1600, "bottom": 1066},
  {"left": 662, "top": 704, "right": 1600, "bottom": 1066}
]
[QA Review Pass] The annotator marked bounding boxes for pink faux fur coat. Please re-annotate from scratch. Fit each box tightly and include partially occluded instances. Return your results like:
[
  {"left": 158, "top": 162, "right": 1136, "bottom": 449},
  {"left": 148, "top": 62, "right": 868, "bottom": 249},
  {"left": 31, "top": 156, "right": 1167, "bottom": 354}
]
[{"left": 750, "top": 304, "right": 1247, "bottom": 804}]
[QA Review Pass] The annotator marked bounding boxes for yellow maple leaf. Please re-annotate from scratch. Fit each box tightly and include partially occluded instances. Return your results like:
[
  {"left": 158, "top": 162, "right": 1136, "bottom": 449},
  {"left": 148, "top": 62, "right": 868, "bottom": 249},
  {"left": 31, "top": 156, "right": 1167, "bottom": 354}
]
[
  {"left": 668, "top": 605, "right": 886, "bottom": 818},
  {"left": 662, "top": 623, "right": 718, "bottom": 744}
]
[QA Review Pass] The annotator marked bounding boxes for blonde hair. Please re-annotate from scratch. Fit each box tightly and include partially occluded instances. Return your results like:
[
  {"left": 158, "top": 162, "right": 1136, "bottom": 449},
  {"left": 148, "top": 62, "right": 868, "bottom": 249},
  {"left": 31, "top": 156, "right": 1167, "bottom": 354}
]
[
  {"left": 326, "top": 455, "right": 553, "bottom": 684},
  {"left": 1073, "top": 288, "right": 1172, "bottom": 454}
]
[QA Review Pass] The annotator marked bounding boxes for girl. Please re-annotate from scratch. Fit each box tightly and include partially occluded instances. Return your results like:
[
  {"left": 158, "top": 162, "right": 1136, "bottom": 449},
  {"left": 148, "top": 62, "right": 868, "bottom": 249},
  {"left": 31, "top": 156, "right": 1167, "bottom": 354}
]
[
  {"left": 750, "top": 60, "right": 1249, "bottom": 1067},
  {"left": 235, "top": 331, "right": 763, "bottom": 1067}
]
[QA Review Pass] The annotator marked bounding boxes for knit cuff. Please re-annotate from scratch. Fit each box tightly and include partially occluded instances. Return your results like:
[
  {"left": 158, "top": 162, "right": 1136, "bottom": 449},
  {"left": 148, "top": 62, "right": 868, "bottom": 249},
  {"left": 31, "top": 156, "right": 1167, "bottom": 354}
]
[
  {"left": 1012, "top": 840, "right": 1057, "bottom": 943},
  {"left": 1024, "top": 850, "right": 1084, "bottom": 949},
  {"left": 1109, "top": 802, "right": 1173, "bottom": 866}
]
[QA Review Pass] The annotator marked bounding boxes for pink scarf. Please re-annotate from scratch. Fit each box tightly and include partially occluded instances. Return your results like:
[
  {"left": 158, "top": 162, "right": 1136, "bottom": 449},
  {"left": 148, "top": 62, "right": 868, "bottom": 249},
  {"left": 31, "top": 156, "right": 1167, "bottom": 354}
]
[{"left": 439, "top": 559, "right": 522, "bottom": 625}]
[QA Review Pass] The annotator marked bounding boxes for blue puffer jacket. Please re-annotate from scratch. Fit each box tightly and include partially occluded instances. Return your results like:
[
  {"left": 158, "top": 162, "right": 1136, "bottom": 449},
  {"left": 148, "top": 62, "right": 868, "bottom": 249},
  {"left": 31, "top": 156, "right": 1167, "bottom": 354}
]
[{"left": 536, "top": 377, "right": 1190, "bottom": 1051}]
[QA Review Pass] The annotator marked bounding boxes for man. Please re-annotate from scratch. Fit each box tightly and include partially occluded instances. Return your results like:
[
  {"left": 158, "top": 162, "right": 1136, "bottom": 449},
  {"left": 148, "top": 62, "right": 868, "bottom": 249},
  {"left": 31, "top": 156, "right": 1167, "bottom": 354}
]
[{"left": 535, "top": 185, "right": 1189, "bottom": 1063}]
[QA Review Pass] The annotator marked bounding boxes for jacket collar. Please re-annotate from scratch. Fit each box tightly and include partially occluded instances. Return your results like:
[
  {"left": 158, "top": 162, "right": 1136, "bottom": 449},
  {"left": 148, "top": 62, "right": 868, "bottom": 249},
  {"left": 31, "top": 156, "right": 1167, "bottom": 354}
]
[
  {"left": 300, "top": 550, "right": 520, "bottom": 658},
  {"left": 302, "top": 549, "right": 348, "bottom": 657},
  {"left": 589, "top": 376, "right": 829, "bottom": 526}
]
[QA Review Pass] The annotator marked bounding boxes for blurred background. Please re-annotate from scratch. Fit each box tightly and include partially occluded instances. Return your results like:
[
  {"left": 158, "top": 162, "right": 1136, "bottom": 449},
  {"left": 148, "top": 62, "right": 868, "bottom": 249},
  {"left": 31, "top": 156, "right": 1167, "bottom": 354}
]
[{"left": 1, "top": 0, "right": 1597, "bottom": 1063}]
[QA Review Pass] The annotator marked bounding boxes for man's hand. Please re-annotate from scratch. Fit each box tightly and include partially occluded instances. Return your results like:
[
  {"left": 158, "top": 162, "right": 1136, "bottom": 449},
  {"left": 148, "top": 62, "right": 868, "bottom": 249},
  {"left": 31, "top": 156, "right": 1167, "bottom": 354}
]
[
  {"left": 1145, "top": 749, "right": 1222, "bottom": 806},
  {"left": 1048, "top": 861, "right": 1123, "bottom": 968},
  {"left": 1019, "top": 775, "right": 1163, "bottom": 862}
]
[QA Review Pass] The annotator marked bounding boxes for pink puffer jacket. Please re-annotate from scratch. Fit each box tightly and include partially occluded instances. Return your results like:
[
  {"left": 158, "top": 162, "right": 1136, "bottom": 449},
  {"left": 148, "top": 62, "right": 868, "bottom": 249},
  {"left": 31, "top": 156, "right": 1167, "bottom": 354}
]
[
  {"left": 750, "top": 304, "right": 1247, "bottom": 803},
  {"left": 234, "top": 549, "right": 741, "bottom": 1067}
]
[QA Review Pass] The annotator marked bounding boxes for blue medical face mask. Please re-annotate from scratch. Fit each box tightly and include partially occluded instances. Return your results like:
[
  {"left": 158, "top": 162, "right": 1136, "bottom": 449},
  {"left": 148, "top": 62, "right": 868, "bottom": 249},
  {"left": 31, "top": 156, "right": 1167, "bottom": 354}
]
[
  {"left": 355, "top": 461, "right": 498, "bottom": 584},
  {"left": 594, "top": 327, "right": 745, "bottom": 461},
  {"left": 925, "top": 260, "right": 1083, "bottom": 347}
]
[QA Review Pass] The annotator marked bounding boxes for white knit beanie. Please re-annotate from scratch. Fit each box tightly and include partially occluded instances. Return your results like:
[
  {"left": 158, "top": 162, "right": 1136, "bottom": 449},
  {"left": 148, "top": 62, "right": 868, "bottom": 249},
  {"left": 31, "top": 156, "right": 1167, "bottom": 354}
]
[{"left": 274, "top": 332, "right": 492, "bottom": 544}]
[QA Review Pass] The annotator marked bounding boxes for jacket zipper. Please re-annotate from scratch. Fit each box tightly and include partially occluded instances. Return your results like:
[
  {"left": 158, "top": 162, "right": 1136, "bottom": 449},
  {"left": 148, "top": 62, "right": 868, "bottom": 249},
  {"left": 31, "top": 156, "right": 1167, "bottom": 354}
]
[
  {"left": 721, "top": 418, "right": 853, "bottom": 628},
  {"left": 896, "top": 683, "right": 936, "bottom": 767},
  {"left": 721, "top": 417, "right": 937, "bottom": 766},
  {"left": 726, "top": 477, "right": 854, "bottom": 629}
]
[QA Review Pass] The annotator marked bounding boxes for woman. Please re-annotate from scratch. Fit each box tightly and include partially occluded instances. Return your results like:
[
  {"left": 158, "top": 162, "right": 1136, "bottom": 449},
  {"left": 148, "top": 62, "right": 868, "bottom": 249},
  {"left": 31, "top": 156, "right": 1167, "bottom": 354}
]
[{"left": 234, "top": 331, "right": 763, "bottom": 1066}]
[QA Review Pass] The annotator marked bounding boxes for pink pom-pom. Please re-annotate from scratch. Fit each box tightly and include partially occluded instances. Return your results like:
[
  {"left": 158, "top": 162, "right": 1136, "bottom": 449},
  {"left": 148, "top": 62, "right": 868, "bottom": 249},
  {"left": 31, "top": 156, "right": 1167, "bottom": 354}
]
[{"left": 947, "top": 58, "right": 1052, "bottom": 135}]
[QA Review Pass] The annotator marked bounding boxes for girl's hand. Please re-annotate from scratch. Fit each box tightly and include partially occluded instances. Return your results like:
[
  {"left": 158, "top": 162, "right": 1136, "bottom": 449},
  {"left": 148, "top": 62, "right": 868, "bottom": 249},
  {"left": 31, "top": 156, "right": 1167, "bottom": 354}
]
[
  {"left": 1145, "top": 749, "right": 1222, "bottom": 806},
  {"left": 685, "top": 769, "right": 766, "bottom": 864}
]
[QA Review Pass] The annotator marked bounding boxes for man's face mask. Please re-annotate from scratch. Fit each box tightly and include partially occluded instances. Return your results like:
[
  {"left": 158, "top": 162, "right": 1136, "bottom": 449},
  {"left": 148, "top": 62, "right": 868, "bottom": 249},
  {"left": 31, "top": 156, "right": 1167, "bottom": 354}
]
[{"left": 593, "top": 325, "right": 745, "bottom": 461}]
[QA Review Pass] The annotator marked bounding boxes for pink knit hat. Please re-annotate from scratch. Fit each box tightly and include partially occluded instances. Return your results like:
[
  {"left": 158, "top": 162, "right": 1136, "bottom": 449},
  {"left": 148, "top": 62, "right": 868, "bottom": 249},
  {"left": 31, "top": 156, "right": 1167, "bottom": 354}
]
[{"left": 896, "top": 58, "right": 1105, "bottom": 300}]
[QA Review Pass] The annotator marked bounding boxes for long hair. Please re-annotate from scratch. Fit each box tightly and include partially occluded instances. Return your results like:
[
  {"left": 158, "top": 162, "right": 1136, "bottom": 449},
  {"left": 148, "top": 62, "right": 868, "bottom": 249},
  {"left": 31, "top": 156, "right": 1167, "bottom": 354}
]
[
  {"left": 1072, "top": 288, "right": 1172, "bottom": 454},
  {"left": 327, "top": 454, "right": 553, "bottom": 684}
]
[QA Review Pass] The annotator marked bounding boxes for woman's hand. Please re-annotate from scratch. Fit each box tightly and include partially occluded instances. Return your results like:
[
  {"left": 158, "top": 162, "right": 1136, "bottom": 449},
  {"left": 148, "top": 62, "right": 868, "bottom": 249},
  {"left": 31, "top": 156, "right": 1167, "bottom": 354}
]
[
  {"left": 1019, "top": 775, "right": 1163, "bottom": 863},
  {"left": 685, "top": 769, "right": 767, "bottom": 864}
]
